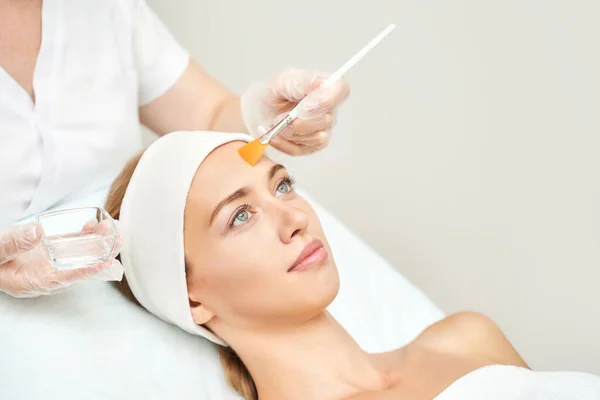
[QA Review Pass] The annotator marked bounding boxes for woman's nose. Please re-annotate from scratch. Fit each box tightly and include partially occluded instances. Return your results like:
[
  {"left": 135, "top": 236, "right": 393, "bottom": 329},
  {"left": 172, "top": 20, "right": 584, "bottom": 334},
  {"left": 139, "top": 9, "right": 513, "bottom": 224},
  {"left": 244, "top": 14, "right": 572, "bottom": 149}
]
[{"left": 277, "top": 203, "right": 310, "bottom": 244}]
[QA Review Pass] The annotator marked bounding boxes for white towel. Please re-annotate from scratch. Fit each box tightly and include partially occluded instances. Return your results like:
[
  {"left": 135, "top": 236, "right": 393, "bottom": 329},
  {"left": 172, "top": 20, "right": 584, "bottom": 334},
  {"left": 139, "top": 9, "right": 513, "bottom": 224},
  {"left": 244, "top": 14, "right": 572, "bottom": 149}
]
[{"left": 435, "top": 365, "right": 600, "bottom": 400}]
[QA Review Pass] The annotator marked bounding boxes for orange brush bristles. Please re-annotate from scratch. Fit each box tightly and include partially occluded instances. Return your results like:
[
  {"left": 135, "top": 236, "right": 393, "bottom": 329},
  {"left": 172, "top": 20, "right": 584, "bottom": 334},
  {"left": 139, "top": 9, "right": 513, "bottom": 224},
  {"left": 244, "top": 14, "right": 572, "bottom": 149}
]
[{"left": 238, "top": 138, "right": 268, "bottom": 166}]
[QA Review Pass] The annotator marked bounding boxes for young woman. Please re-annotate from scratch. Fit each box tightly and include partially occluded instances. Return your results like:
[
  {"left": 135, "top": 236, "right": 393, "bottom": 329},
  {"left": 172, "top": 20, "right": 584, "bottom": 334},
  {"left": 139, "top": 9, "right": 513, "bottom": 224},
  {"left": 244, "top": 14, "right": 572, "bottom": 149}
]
[{"left": 105, "top": 131, "right": 600, "bottom": 400}]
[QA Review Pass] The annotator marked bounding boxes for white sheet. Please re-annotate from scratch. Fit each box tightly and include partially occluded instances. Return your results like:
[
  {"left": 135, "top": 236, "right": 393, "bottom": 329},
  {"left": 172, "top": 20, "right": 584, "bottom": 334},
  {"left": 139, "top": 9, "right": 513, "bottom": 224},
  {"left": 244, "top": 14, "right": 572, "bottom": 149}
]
[
  {"left": 434, "top": 365, "right": 600, "bottom": 399},
  {"left": 0, "top": 188, "right": 443, "bottom": 399}
]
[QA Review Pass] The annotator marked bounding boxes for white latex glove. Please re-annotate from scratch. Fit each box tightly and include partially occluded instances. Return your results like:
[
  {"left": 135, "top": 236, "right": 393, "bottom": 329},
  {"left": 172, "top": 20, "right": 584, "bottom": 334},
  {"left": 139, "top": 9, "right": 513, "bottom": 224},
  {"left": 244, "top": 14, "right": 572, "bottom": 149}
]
[
  {"left": 241, "top": 68, "right": 350, "bottom": 155},
  {"left": 0, "top": 221, "right": 123, "bottom": 298}
]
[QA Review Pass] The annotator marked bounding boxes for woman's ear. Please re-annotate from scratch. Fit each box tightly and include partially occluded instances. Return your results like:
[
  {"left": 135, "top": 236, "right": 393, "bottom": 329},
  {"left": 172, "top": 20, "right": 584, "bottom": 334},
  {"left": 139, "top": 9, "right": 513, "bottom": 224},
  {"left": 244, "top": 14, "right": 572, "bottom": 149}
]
[{"left": 189, "top": 298, "right": 216, "bottom": 325}]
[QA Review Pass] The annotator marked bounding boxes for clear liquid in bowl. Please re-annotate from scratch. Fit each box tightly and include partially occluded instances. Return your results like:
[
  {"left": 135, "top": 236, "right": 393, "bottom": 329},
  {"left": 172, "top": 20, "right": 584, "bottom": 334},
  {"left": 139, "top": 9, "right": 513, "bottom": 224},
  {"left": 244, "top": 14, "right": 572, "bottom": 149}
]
[{"left": 44, "top": 232, "right": 112, "bottom": 270}]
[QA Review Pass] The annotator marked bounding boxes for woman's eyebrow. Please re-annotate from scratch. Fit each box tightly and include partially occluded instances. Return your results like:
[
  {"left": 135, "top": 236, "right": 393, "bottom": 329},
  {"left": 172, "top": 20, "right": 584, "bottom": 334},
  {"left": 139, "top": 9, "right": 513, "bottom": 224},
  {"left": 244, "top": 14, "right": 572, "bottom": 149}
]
[
  {"left": 269, "top": 164, "right": 285, "bottom": 180},
  {"left": 209, "top": 188, "right": 250, "bottom": 225}
]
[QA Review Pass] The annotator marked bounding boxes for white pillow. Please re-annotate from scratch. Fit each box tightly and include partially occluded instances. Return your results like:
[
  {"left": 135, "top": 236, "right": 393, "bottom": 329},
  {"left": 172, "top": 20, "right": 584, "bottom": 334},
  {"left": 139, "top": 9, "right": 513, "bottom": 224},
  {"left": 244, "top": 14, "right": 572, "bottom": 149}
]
[{"left": 0, "top": 188, "right": 443, "bottom": 399}]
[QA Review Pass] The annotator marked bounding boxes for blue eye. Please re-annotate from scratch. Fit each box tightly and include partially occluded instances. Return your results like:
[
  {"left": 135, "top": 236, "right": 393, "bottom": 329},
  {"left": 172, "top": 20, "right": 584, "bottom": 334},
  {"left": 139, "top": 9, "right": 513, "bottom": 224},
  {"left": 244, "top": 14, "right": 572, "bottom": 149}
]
[
  {"left": 276, "top": 182, "right": 290, "bottom": 195},
  {"left": 228, "top": 205, "right": 253, "bottom": 230},
  {"left": 232, "top": 209, "right": 250, "bottom": 226},
  {"left": 275, "top": 177, "right": 295, "bottom": 197}
]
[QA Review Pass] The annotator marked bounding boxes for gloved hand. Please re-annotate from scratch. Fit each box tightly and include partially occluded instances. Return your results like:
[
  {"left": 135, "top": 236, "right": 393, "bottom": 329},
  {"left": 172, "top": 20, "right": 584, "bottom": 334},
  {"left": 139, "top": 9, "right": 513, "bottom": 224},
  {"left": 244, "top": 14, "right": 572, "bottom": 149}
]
[
  {"left": 241, "top": 68, "right": 350, "bottom": 155},
  {"left": 0, "top": 221, "right": 123, "bottom": 298}
]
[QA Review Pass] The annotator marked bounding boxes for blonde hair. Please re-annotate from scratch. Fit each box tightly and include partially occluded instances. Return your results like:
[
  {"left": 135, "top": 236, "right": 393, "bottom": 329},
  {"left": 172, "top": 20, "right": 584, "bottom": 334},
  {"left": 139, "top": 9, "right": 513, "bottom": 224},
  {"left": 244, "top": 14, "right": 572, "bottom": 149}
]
[{"left": 105, "top": 151, "right": 258, "bottom": 400}]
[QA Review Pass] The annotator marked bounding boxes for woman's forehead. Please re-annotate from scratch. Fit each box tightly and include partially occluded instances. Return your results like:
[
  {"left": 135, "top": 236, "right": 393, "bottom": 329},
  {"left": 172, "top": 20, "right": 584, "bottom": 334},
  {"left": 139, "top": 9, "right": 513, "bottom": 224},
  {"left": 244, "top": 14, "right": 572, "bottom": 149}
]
[{"left": 188, "top": 141, "right": 278, "bottom": 206}]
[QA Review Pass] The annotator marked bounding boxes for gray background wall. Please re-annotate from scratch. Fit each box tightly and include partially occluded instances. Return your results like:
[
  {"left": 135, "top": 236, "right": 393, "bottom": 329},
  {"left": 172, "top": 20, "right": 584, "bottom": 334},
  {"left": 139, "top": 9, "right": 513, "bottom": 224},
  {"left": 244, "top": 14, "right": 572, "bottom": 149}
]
[{"left": 146, "top": 0, "right": 599, "bottom": 374}]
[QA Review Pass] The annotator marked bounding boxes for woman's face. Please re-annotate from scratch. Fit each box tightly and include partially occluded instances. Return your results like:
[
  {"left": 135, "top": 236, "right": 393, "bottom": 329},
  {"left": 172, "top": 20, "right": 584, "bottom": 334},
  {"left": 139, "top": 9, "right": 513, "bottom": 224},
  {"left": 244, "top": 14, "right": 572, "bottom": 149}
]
[{"left": 183, "top": 141, "right": 339, "bottom": 334}]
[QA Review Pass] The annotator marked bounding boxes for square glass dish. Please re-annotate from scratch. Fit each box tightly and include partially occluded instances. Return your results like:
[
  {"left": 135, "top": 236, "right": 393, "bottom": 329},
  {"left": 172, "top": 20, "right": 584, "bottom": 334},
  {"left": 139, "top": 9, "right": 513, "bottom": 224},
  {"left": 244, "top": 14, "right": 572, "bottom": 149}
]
[{"left": 37, "top": 207, "right": 118, "bottom": 271}]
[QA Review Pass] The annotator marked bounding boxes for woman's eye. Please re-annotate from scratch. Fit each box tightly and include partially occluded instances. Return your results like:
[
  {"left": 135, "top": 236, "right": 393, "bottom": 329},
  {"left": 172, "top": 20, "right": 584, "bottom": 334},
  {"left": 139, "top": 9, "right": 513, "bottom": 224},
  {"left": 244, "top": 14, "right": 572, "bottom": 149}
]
[
  {"left": 232, "top": 209, "right": 250, "bottom": 226},
  {"left": 275, "top": 181, "right": 292, "bottom": 197}
]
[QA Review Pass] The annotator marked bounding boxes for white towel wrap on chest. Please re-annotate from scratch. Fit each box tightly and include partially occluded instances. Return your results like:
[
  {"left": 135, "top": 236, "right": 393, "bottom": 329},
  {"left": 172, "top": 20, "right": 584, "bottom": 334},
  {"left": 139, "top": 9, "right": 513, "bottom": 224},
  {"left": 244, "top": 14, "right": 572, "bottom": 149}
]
[{"left": 435, "top": 365, "right": 600, "bottom": 400}]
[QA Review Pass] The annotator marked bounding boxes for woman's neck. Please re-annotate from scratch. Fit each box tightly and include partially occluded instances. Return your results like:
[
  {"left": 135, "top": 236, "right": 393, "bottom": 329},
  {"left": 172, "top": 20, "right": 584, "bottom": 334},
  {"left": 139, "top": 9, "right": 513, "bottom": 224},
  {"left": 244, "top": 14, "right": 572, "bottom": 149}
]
[{"left": 224, "top": 312, "right": 391, "bottom": 400}]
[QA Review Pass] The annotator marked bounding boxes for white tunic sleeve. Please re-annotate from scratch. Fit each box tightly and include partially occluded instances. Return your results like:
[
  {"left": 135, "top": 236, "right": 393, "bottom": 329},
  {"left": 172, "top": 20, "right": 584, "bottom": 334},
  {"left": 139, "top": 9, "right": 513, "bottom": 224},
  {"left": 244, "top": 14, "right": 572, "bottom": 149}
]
[{"left": 132, "top": 0, "right": 190, "bottom": 106}]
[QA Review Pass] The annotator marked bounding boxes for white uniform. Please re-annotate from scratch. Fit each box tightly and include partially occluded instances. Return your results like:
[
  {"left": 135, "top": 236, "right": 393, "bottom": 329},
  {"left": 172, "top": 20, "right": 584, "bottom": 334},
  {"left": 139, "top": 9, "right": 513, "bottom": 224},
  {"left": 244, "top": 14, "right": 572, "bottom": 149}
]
[{"left": 0, "top": 0, "right": 189, "bottom": 229}]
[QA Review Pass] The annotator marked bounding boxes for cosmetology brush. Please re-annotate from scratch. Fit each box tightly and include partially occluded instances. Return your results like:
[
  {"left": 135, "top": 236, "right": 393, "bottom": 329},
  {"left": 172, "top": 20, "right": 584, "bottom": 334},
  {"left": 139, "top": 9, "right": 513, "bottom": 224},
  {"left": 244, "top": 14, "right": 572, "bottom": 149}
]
[{"left": 238, "top": 23, "right": 397, "bottom": 166}]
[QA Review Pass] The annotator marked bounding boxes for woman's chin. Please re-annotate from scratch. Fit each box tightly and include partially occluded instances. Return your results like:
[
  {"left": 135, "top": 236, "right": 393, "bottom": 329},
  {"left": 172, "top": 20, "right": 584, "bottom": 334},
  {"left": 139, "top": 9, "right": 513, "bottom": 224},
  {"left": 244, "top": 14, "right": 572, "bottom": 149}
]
[{"left": 305, "top": 262, "right": 340, "bottom": 310}]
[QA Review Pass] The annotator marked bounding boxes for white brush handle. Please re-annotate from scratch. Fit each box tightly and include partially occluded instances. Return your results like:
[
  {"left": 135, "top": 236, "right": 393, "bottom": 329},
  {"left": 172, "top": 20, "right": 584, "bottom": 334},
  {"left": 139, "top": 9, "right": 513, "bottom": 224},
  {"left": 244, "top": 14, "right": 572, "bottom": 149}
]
[
  {"left": 287, "top": 23, "right": 396, "bottom": 120},
  {"left": 323, "top": 23, "right": 396, "bottom": 88}
]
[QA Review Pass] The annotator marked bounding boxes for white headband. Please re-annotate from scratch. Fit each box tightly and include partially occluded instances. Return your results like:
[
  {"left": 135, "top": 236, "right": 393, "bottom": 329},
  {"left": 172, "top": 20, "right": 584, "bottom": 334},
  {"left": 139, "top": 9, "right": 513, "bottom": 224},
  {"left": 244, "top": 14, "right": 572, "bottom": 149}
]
[{"left": 119, "top": 131, "right": 253, "bottom": 346}]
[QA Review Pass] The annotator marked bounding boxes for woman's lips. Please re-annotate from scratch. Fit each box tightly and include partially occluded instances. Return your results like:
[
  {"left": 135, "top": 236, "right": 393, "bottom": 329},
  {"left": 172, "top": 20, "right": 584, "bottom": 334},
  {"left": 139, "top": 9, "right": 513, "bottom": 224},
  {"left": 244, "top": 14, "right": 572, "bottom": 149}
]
[{"left": 288, "top": 239, "right": 328, "bottom": 273}]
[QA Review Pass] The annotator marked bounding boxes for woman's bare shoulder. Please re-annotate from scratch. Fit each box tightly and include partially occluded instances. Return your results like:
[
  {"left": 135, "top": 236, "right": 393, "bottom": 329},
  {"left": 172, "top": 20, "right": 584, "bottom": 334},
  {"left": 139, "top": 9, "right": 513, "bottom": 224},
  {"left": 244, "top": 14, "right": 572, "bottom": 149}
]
[{"left": 413, "top": 311, "right": 529, "bottom": 368}]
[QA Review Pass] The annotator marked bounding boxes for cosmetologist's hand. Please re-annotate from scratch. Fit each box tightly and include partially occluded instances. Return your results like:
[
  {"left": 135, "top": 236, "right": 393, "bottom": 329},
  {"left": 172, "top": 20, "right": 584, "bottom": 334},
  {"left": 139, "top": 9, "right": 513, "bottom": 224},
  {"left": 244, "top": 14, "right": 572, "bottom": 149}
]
[
  {"left": 241, "top": 68, "right": 350, "bottom": 155},
  {"left": 0, "top": 221, "right": 123, "bottom": 298}
]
